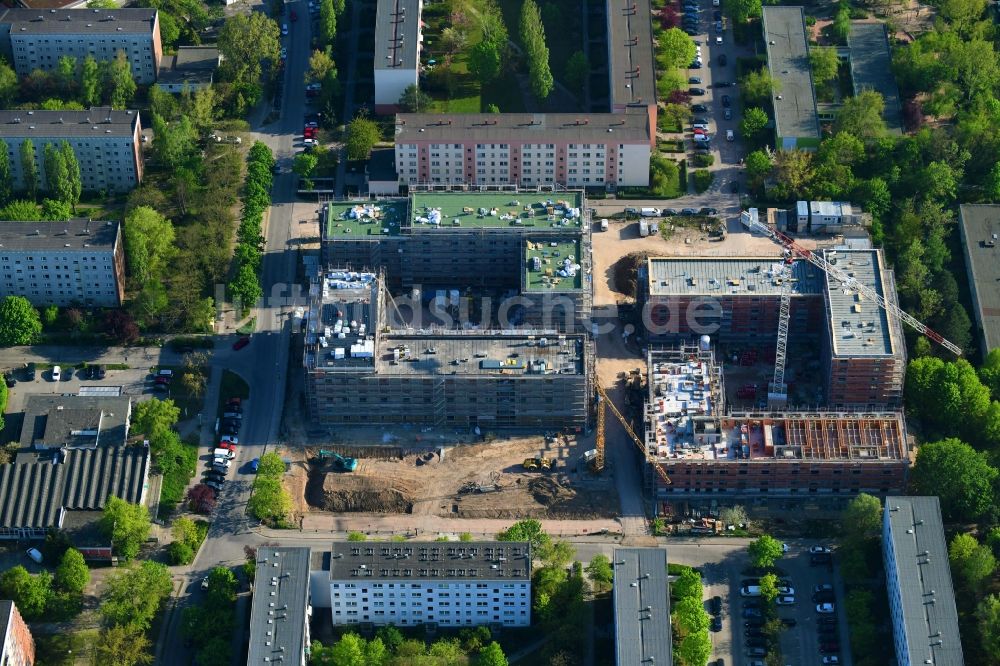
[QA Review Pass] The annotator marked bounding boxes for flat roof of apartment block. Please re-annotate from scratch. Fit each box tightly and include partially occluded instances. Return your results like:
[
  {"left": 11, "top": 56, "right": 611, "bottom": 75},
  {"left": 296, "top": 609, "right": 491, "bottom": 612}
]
[
  {"left": 375, "top": 333, "right": 587, "bottom": 376},
  {"left": 823, "top": 248, "right": 896, "bottom": 357},
  {"left": 395, "top": 113, "right": 650, "bottom": 143},
  {"left": 647, "top": 256, "right": 823, "bottom": 297},
  {"left": 328, "top": 541, "right": 532, "bottom": 581},
  {"left": 524, "top": 239, "right": 583, "bottom": 291},
  {"left": 323, "top": 200, "right": 408, "bottom": 238},
  {"left": 409, "top": 192, "right": 585, "bottom": 232}
]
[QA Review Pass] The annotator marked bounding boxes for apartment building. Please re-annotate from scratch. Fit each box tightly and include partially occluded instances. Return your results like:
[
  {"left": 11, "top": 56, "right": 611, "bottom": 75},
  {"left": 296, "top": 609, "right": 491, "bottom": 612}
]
[
  {"left": 0, "top": 8, "right": 162, "bottom": 84},
  {"left": 883, "top": 497, "right": 964, "bottom": 666},
  {"left": 643, "top": 250, "right": 906, "bottom": 409},
  {"left": 606, "top": 0, "right": 657, "bottom": 118},
  {"left": 0, "top": 219, "right": 124, "bottom": 307},
  {"left": 613, "top": 548, "right": 670, "bottom": 666},
  {"left": 0, "top": 601, "right": 34, "bottom": 666},
  {"left": 373, "top": 0, "right": 422, "bottom": 111},
  {"left": 957, "top": 204, "right": 1000, "bottom": 357},
  {"left": 248, "top": 547, "right": 312, "bottom": 666},
  {"left": 640, "top": 346, "right": 909, "bottom": 500},
  {"left": 0, "top": 108, "right": 143, "bottom": 193},
  {"left": 394, "top": 112, "right": 653, "bottom": 188},
  {"left": 762, "top": 7, "right": 820, "bottom": 149},
  {"left": 315, "top": 541, "right": 532, "bottom": 628}
]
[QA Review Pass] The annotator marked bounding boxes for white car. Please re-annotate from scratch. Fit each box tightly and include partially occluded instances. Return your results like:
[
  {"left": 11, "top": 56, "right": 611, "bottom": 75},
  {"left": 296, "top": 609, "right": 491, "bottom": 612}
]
[
  {"left": 51, "top": 365, "right": 61, "bottom": 381},
  {"left": 303, "top": 138, "right": 318, "bottom": 147},
  {"left": 281, "top": 23, "right": 289, "bottom": 35},
  {"left": 715, "top": 35, "right": 723, "bottom": 44},
  {"left": 201, "top": 576, "right": 210, "bottom": 590},
  {"left": 822, "top": 657, "right": 840, "bottom": 665},
  {"left": 726, "top": 129, "right": 735, "bottom": 141},
  {"left": 816, "top": 603, "right": 835, "bottom": 613},
  {"left": 220, "top": 435, "right": 239, "bottom": 445},
  {"left": 693, "top": 123, "right": 710, "bottom": 131},
  {"left": 776, "top": 595, "right": 795, "bottom": 605},
  {"left": 693, "top": 134, "right": 711, "bottom": 143},
  {"left": 810, "top": 546, "right": 832, "bottom": 554},
  {"left": 306, "top": 83, "right": 322, "bottom": 91},
  {"left": 781, "top": 542, "right": 790, "bottom": 553},
  {"left": 280, "top": 47, "right": 288, "bottom": 59},
  {"left": 777, "top": 585, "right": 794, "bottom": 595}
]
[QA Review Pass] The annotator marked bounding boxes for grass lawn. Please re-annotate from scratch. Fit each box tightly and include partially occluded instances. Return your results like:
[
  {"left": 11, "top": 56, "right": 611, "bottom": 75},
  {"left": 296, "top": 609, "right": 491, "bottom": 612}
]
[{"left": 34, "top": 629, "right": 100, "bottom": 666}]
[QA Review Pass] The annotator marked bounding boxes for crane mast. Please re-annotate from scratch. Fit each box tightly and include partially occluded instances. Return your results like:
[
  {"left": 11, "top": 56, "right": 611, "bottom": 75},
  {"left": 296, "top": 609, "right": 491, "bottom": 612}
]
[{"left": 739, "top": 210, "right": 963, "bottom": 357}]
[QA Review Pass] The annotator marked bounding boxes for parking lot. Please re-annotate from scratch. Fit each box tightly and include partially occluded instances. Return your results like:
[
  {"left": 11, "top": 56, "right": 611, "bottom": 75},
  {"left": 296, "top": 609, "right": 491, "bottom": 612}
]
[
  {"left": 3, "top": 362, "right": 162, "bottom": 417},
  {"left": 706, "top": 542, "right": 852, "bottom": 666}
]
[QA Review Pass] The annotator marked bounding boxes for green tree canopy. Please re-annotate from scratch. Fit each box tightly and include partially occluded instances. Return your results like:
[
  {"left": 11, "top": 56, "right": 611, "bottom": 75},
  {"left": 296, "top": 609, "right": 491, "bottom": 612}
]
[
  {"left": 725, "top": 0, "right": 762, "bottom": 23},
  {"left": 497, "top": 519, "right": 551, "bottom": 554},
  {"left": 810, "top": 47, "right": 840, "bottom": 84},
  {"left": 842, "top": 493, "right": 883, "bottom": 542},
  {"left": 477, "top": 642, "right": 509, "bottom": 666},
  {"left": 585, "top": 554, "right": 613, "bottom": 591},
  {"left": 218, "top": 13, "right": 281, "bottom": 88},
  {"left": 100, "top": 496, "right": 153, "bottom": 560},
  {"left": 658, "top": 28, "right": 697, "bottom": 69},
  {"left": 132, "top": 398, "right": 180, "bottom": 438},
  {"left": 123, "top": 206, "right": 175, "bottom": 286},
  {"left": 739, "top": 107, "right": 769, "bottom": 142},
  {"left": 741, "top": 69, "right": 780, "bottom": 106},
  {"left": 0, "top": 295, "right": 42, "bottom": 346},
  {"left": 105, "top": 50, "right": 137, "bottom": 108},
  {"left": 834, "top": 90, "right": 887, "bottom": 142},
  {"left": 911, "top": 438, "right": 998, "bottom": 522},
  {"left": 671, "top": 567, "right": 703, "bottom": 601},
  {"left": 398, "top": 84, "right": 432, "bottom": 112},
  {"left": 748, "top": 535, "right": 784, "bottom": 569},
  {"left": 0, "top": 566, "right": 51, "bottom": 619},
  {"left": 977, "top": 594, "right": 1000, "bottom": 660},
  {"left": 54, "top": 548, "right": 90, "bottom": 595},
  {"left": 759, "top": 572, "right": 779, "bottom": 603},
  {"left": 19, "top": 139, "right": 37, "bottom": 201},
  {"left": 93, "top": 624, "right": 153, "bottom": 666},
  {"left": 949, "top": 532, "right": 997, "bottom": 587},
  {"left": 100, "top": 560, "right": 172, "bottom": 629},
  {"left": 344, "top": 115, "right": 381, "bottom": 160}
]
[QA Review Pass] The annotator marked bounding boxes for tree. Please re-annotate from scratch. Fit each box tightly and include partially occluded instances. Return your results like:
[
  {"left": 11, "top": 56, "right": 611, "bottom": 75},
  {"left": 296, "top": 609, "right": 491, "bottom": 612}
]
[
  {"left": 292, "top": 151, "right": 319, "bottom": 187},
  {"left": 586, "top": 554, "right": 613, "bottom": 591},
  {"left": 187, "top": 484, "right": 217, "bottom": 514},
  {"left": 229, "top": 261, "right": 263, "bottom": 309},
  {"left": 843, "top": 493, "right": 882, "bottom": 541},
  {"left": 218, "top": 13, "right": 281, "bottom": 88},
  {"left": 106, "top": 50, "right": 137, "bottom": 108},
  {"left": 94, "top": 624, "right": 153, "bottom": 666},
  {"left": 318, "top": 0, "right": 337, "bottom": 45},
  {"left": 124, "top": 206, "right": 175, "bottom": 285},
  {"left": 719, "top": 505, "right": 748, "bottom": 528},
  {"left": 565, "top": 51, "right": 588, "bottom": 92},
  {"left": 477, "top": 642, "right": 509, "bottom": 666},
  {"left": 658, "top": 28, "right": 697, "bottom": 69},
  {"left": 54, "top": 548, "right": 90, "bottom": 595},
  {"left": 977, "top": 595, "right": 1000, "bottom": 659},
  {"left": 741, "top": 69, "right": 780, "bottom": 106},
  {"left": 329, "top": 633, "right": 366, "bottom": 665},
  {"left": 672, "top": 567, "right": 703, "bottom": 601},
  {"left": 100, "top": 496, "right": 152, "bottom": 560},
  {"left": 673, "top": 596, "right": 710, "bottom": 636},
  {"left": 834, "top": 90, "right": 886, "bottom": 142},
  {"left": 80, "top": 55, "right": 101, "bottom": 107},
  {"left": 307, "top": 48, "right": 337, "bottom": 85},
  {"left": 748, "top": 535, "right": 784, "bottom": 569},
  {"left": 59, "top": 141, "right": 81, "bottom": 213},
  {"left": 497, "top": 519, "right": 551, "bottom": 554},
  {"left": 911, "top": 438, "right": 998, "bottom": 522},
  {"left": 520, "top": 0, "right": 553, "bottom": 99},
  {"left": 758, "top": 572, "right": 779, "bottom": 603},
  {"left": 468, "top": 0, "right": 507, "bottom": 85},
  {"left": 42, "top": 142, "right": 70, "bottom": 206},
  {"left": 0, "top": 296, "right": 42, "bottom": 346},
  {"left": 0, "top": 139, "right": 11, "bottom": 205},
  {"left": 0, "top": 566, "right": 51, "bottom": 619},
  {"left": 676, "top": 629, "right": 712, "bottom": 666},
  {"left": 20, "top": 139, "right": 37, "bottom": 201},
  {"left": 103, "top": 310, "right": 139, "bottom": 345},
  {"left": 398, "top": 84, "right": 432, "bottom": 112},
  {"left": 745, "top": 149, "right": 773, "bottom": 190},
  {"left": 248, "top": 476, "right": 292, "bottom": 523},
  {"left": 725, "top": 0, "right": 762, "bottom": 23},
  {"left": 810, "top": 47, "right": 840, "bottom": 84},
  {"left": 440, "top": 26, "right": 468, "bottom": 54},
  {"left": 949, "top": 533, "right": 996, "bottom": 587},
  {"left": 772, "top": 148, "right": 815, "bottom": 199},
  {"left": 739, "top": 107, "right": 769, "bottom": 143},
  {"left": 100, "top": 560, "right": 172, "bottom": 629},
  {"left": 132, "top": 398, "right": 180, "bottom": 438},
  {"left": 344, "top": 115, "right": 380, "bottom": 160},
  {"left": 832, "top": 2, "right": 850, "bottom": 41},
  {"left": 0, "top": 60, "right": 16, "bottom": 108},
  {"left": 982, "top": 349, "right": 1000, "bottom": 400}
]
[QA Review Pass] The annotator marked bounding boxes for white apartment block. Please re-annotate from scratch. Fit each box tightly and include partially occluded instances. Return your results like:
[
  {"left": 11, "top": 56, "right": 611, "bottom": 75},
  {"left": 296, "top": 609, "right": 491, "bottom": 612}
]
[
  {"left": 0, "top": 219, "right": 125, "bottom": 307},
  {"left": 0, "top": 108, "right": 143, "bottom": 193},
  {"left": 373, "top": 0, "right": 422, "bottom": 110},
  {"left": 395, "top": 112, "right": 653, "bottom": 188},
  {"left": 0, "top": 8, "right": 163, "bottom": 85},
  {"left": 314, "top": 541, "right": 532, "bottom": 628}
]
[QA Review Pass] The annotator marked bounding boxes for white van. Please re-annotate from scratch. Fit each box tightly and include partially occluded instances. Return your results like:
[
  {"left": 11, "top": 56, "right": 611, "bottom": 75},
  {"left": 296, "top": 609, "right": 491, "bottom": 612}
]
[
  {"left": 213, "top": 448, "right": 236, "bottom": 460},
  {"left": 600, "top": 218, "right": 609, "bottom": 232},
  {"left": 640, "top": 207, "right": 660, "bottom": 217},
  {"left": 740, "top": 585, "right": 761, "bottom": 597},
  {"left": 26, "top": 548, "right": 43, "bottom": 564}
]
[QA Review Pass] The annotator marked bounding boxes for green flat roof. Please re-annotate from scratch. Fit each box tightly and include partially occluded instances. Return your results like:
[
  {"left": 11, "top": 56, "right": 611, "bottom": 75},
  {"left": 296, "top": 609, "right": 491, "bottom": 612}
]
[
  {"left": 324, "top": 201, "right": 407, "bottom": 238},
  {"left": 525, "top": 238, "right": 583, "bottom": 291},
  {"left": 409, "top": 192, "right": 584, "bottom": 231}
]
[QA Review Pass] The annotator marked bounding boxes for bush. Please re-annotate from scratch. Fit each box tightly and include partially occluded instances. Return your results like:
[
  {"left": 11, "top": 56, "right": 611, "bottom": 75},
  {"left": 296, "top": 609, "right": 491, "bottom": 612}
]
[
  {"left": 168, "top": 541, "right": 195, "bottom": 565},
  {"left": 692, "top": 169, "right": 714, "bottom": 192},
  {"left": 693, "top": 152, "right": 715, "bottom": 167}
]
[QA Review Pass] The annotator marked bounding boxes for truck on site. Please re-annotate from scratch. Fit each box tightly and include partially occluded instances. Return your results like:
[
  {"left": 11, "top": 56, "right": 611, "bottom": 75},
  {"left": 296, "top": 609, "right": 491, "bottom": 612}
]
[
  {"left": 522, "top": 457, "right": 553, "bottom": 471},
  {"left": 639, "top": 220, "right": 649, "bottom": 237}
]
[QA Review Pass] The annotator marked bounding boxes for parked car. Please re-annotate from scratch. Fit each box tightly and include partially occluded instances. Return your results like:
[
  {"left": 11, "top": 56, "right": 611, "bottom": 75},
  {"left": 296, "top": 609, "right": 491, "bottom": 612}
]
[
  {"left": 818, "top": 624, "right": 839, "bottom": 635},
  {"left": 281, "top": 23, "right": 289, "bottom": 35},
  {"left": 684, "top": 26, "right": 700, "bottom": 35},
  {"left": 662, "top": 208, "right": 680, "bottom": 216},
  {"left": 205, "top": 480, "right": 223, "bottom": 491},
  {"left": 713, "top": 10, "right": 722, "bottom": 20},
  {"left": 692, "top": 123, "right": 710, "bottom": 131},
  {"left": 688, "top": 76, "right": 702, "bottom": 84},
  {"left": 818, "top": 616, "right": 838, "bottom": 625},
  {"left": 233, "top": 336, "right": 251, "bottom": 351},
  {"left": 692, "top": 104, "right": 708, "bottom": 113},
  {"left": 820, "top": 643, "right": 840, "bottom": 654},
  {"left": 776, "top": 595, "right": 795, "bottom": 605},
  {"left": 26, "top": 548, "right": 43, "bottom": 564},
  {"left": 746, "top": 647, "right": 767, "bottom": 658},
  {"left": 3, "top": 373, "right": 15, "bottom": 388},
  {"left": 201, "top": 576, "right": 210, "bottom": 590},
  {"left": 681, "top": 208, "right": 698, "bottom": 215},
  {"left": 689, "top": 87, "right": 706, "bottom": 95},
  {"left": 816, "top": 603, "right": 836, "bottom": 613},
  {"left": 814, "top": 583, "right": 834, "bottom": 593},
  {"left": 710, "top": 616, "right": 722, "bottom": 632},
  {"left": 155, "top": 375, "right": 171, "bottom": 385},
  {"left": 724, "top": 108, "right": 733, "bottom": 120},
  {"left": 781, "top": 618, "right": 797, "bottom": 627},
  {"left": 250, "top": 458, "right": 260, "bottom": 472},
  {"left": 220, "top": 435, "right": 239, "bottom": 445},
  {"left": 822, "top": 657, "right": 840, "bottom": 665},
  {"left": 709, "top": 596, "right": 722, "bottom": 614},
  {"left": 693, "top": 134, "right": 711, "bottom": 143},
  {"left": 699, "top": 207, "right": 718, "bottom": 215},
  {"left": 745, "top": 619, "right": 764, "bottom": 628},
  {"left": 51, "top": 365, "right": 61, "bottom": 381},
  {"left": 742, "top": 608, "right": 762, "bottom": 618},
  {"left": 715, "top": 20, "right": 723, "bottom": 32},
  {"left": 718, "top": 53, "right": 727, "bottom": 65},
  {"left": 745, "top": 637, "right": 766, "bottom": 648},
  {"left": 26, "top": 362, "right": 36, "bottom": 380},
  {"left": 744, "top": 629, "right": 765, "bottom": 638},
  {"left": 722, "top": 95, "right": 732, "bottom": 107},
  {"left": 714, "top": 81, "right": 733, "bottom": 87},
  {"left": 810, "top": 546, "right": 833, "bottom": 554},
  {"left": 813, "top": 591, "right": 836, "bottom": 603},
  {"left": 726, "top": 129, "right": 735, "bottom": 141},
  {"left": 811, "top": 553, "right": 833, "bottom": 565},
  {"left": 742, "top": 598, "right": 761, "bottom": 609}
]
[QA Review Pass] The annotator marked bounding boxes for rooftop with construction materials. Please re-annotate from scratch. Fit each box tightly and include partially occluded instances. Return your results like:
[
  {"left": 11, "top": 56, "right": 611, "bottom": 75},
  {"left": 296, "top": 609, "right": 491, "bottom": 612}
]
[
  {"left": 613, "top": 548, "right": 672, "bottom": 666},
  {"left": 409, "top": 192, "right": 585, "bottom": 231},
  {"left": 761, "top": 6, "right": 821, "bottom": 147},
  {"left": 606, "top": 0, "right": 657, "bottom": 109},
  {"left": 823, "top": 248, "right": 898, "bottom": 357},
  {"left": 375, "top": 333, "right": 587, "bottom": 376},
  {"left": 524, "top": 239, "right": 583, "bottom": 291},
  {"left": 322, "top": 200, "right": 408, "bottom": 238},
  {"left": 304, "top": 271, "right": 380, "bottom": 372},
  {"left": 645, "top": 346, "right": 725, "bottom": 462},
  {"left": 247, "top": 547, "right": 312, "bottom": 666},
  {"left": 646, "top": 256, "right": 823, "bottom": 297},
  {"left": 395, "top": 113, "right": 652, "bottom": 143},
  {"left": 374, "top": 0, "right": 420, "bottom": 72},
  {"left": 327, "top": 541, "right": 532, "bottom": 581},
  {"left": 883, "top": 496, "right": 964, "bottom": 666},
  {"left": 848, "top": 22, "right": 903, "bottom": 134},
  {"left": 958, "top": 204, "right": 1000, "bottom": 355},
  {"left": 716, "top": 412, "right": 907, "bottom": 462}
]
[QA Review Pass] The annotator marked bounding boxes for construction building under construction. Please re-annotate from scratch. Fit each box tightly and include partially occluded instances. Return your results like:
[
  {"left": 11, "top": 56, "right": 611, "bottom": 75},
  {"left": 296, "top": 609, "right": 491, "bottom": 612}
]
[
  {"left": 319, "top": 191, "right": 592, "bottom": 331},
  {"left": 642, "top": 248, "right": 906, "bottom": 409},
  {"left": 303, "top": 270, "right": 592, "bottom": 429},
  {"left": 640, "top": 345, "right": 910, "bottom": 499}
]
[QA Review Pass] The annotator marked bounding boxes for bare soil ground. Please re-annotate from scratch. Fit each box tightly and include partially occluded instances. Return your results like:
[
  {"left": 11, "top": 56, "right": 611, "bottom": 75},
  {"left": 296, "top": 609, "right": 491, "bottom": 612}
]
[{"left": 284, "top": 433, "right": 619, "bottom": 521}]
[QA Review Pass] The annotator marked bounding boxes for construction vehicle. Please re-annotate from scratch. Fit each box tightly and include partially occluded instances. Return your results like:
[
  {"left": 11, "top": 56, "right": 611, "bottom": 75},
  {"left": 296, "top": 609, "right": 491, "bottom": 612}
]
[
  {"left": 317, "top": 450, "right": 358, "bottom": 472},
  {"left": 594, "top": 383, "right": 671, "bottom": 485},
  {"left": 740, "top": 210, "right": 963, "bottom": 357},
  {"left": 522, "top": 457, "right": 553, "bottom": 472}
]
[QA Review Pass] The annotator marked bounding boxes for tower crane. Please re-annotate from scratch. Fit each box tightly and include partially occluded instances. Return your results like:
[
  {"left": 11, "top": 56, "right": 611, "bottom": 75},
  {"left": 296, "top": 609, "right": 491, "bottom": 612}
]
[
  {"left": 594, "top": 383, "right": 671, "bottom": 485},
  {"left": 739, "top": 210, "right": 963, "bottom": 357}
]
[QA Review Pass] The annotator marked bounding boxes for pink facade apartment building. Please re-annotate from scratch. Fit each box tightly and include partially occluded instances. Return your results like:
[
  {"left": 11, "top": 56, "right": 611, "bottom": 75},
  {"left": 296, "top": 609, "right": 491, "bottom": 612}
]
[
  {"left": 0, "top": 601, "right": 35, "bottom": 666},
  {"left": 394, "top": 111, "right": 654, "bottom": 188}
]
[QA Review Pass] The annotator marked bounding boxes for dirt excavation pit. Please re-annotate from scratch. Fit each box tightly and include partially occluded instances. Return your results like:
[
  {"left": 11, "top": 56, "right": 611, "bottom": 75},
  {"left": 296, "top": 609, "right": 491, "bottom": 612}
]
[{"left": 291, "top": 436, "right": 619, "bottom": 519}]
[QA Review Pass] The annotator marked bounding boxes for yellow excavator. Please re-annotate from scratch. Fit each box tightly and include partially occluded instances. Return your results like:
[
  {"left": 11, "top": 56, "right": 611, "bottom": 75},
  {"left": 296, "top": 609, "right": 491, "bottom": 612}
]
[{"left": 594, "top": 382, "right": 671, "bottom": 485}]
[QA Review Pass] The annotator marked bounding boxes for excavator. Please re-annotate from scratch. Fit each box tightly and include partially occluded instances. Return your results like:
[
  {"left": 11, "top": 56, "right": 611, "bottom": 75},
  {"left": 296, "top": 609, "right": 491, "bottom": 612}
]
[{"left": 593, "top": 382, "right": 671, "bottom": 485}]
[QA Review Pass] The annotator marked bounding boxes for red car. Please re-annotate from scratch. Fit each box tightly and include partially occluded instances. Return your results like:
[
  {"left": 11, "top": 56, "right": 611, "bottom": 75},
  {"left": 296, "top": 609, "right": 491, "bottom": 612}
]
[
  {"left": 154, "top": 375, "right": 171, "bottom": 385},
  {"left": 304, "top": 127, "right": 316, "bottom": 138},
  {"left": 290, "top": 9, "right": 298, "bottom": 20},
  {"left": 233, "top": 337, "right": 250, "bottom": 351}
]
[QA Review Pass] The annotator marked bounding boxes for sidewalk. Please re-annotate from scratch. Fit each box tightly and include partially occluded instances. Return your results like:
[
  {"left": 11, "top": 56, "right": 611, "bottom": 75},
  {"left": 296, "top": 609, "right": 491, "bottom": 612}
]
[{"left": 276, "top": 514, "right": 626, "bottom": 539}]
